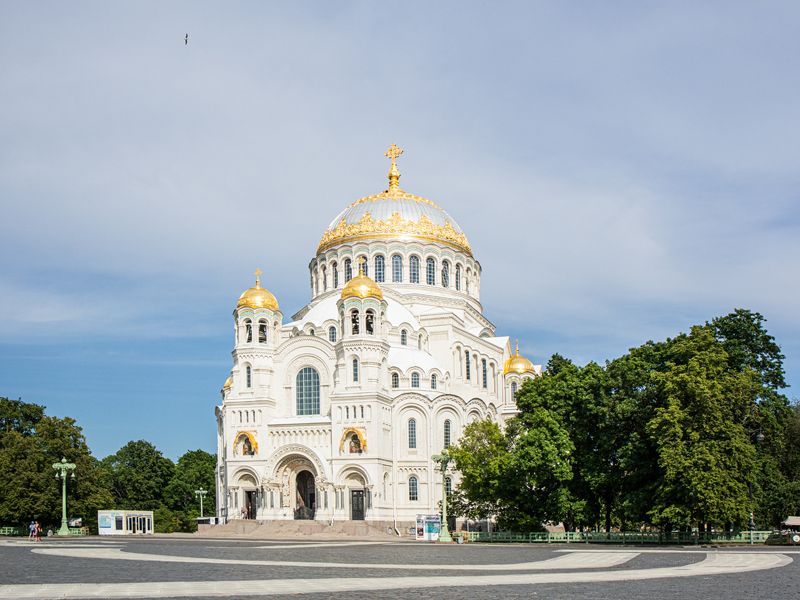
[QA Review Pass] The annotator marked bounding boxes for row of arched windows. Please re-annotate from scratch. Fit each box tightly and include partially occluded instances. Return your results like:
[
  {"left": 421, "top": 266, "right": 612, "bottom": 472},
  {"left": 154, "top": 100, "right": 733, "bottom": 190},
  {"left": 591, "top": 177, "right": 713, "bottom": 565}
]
[
  {"left": 313, "top": 254, "right": 478, "bottom": 294},
  {"left": 407, "top": 418, "right": 451, "bottom": 450},
  {"left": 391, "top": 372, "right": 437, "bottom": 390}
]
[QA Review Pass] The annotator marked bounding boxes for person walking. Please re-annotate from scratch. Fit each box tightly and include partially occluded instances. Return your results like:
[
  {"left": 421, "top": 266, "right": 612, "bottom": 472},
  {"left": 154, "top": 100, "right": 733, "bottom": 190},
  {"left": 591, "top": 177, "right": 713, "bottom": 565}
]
[
  {"left": 34, "top": 521, "right": 41, "bottom": 542},
  {"left": 28, "top": 521, "right": 35, "bottom": 541}
]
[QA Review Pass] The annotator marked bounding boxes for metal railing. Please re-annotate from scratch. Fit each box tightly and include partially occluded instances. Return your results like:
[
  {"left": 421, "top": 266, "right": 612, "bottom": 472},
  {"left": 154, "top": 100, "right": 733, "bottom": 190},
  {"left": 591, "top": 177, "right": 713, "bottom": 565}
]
[{"left": 450, "top": 529, "right": 780, "bottom": 545}]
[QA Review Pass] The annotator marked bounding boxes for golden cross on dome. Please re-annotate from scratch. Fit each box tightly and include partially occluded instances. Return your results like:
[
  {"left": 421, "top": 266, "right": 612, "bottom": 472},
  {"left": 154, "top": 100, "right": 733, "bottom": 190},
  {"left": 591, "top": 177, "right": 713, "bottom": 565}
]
[
  {"left": 254, "top": 268, "right": 262, "bottom": 286},
  {"left": 357, "top": 256, "right": 366, "bottom": 276},
  {"left": 516, "top": 339, "right": 519, "bottom": 355},
  {"left": 384, "top": 143, "right": 403, "bottom": 191}
]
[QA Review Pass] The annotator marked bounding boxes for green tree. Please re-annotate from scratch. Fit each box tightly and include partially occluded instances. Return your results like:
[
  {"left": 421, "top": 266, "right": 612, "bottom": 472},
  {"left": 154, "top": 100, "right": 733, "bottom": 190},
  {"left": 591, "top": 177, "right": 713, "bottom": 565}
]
[
  {"left": 102, "top": 440, "right": 175, "bottom": 511},
  {"left": 0, "top": 399, "right": 113, "bottom": 533},
  {"left": 163, "top": 449, "right": 216, "bottom": 532},
  {"left": 646, "top": 327, "right": 756, "bottom": 530}
]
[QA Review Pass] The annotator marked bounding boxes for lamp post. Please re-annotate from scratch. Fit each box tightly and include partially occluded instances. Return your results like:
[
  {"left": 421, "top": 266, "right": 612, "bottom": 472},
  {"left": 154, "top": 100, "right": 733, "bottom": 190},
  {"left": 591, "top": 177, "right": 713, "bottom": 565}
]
[
  {"left": 432, "top": 452, "right": 453, "bottom": 543},
  {"left": 195, "top": 487, "right": 208, "bottom": 518},
  {"left": 52, "top": 457, "right": 76, "bottom": 536},
  {"left": 746, "top": 429, "right": 765, "bottom": 531}
]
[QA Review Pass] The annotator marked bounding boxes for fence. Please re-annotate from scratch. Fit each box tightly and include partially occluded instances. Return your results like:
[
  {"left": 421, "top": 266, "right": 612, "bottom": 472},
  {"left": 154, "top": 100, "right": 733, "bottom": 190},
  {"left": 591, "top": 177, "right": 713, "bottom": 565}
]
[
  {"left": 0, "top": 526, "right": 89, "bottom": 536},
  {"left": 450, "top": 529, "right": 779, "bottom": 545}
]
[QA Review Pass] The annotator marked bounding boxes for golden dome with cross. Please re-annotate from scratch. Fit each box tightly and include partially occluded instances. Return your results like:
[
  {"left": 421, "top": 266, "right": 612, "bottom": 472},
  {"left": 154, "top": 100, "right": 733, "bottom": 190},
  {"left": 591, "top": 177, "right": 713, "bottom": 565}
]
[
  {"left": 341, "top": 257, "right": 383, "bottom": 300},
  {"left": 503, "top": 340, "right": 537, "bottom": 375},
  {"left": 317, "top": 144, "right": 472, "bottom": 255},
  {"left": 237, "top": 269, "right": 279, "bottom": 310}
]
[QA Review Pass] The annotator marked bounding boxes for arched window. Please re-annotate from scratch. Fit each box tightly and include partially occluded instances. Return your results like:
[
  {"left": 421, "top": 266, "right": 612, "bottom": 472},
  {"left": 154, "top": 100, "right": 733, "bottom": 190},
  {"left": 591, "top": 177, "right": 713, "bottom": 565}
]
[
  {"left": 466, "top": 277, "right": 470, "bottom": 294},
  {"left": 445, "top": 476, "right": 452, "bottom": 498},
  {"left": 328, "top": 326, "right": 337, "bottom": 343},
  {"left": 418, "top": 335, "right": 423, "bottom": 350},
  {"left": 392, "top": 373, "right": 399, "bottom": 388},
  {"left": 246, "top": 366, "right": 252, "bottom": 388},
  {"left": 258, "top": 322, "right": 267, "bottom": 344},
  {"left": 511, "top": 382, "right": 517, "bottom": 397},
  {"left": 441, "top": 261, "right": 449, "bottom": 288},
  {"left": 426, "top": 257, "right": 436, "bottom": 285},
  {"left": 351, "top": 310, "right": 360, "bottom": 335},
  {"left": 408, "top": 418, "right": 417, "bottom": 449},
  {"left": 238, "top": 411, "right": 242, "bottom": 423},
  {"left": 431, "top": 374, "right": 437, "bottom": 390},
  {"left": 246, "top": 410, "right": 249, "bottom": 423},
  {"left": 392, "top": 255, "right": 403, "bottom": 282},
  {"left": 346, "top": 406, "right": 349, "bottom": 419},
  {"left": 358, "top": 256, "right": 368, "bottom": 277},
  {"left": 365, "top": 311, "right": 374, "bottom": 335},
  {"left": 455, "top": 264, "right": 461, "bottom": 291},
  {"left": 322, "top": 267, "right": 327, "bottom": 291},
  {"left": 245, "top": 321, "right": 252, "bottom": 343},
  {"left": 374, "top": 255, "right": 385, "bottom": 283},
  {"left": 409, "top": 256, "right": 420, "bottom": 283},
  {"left": 345, "top": 259, "right": 352, "bottom": 282},
  {"left": 353, "top": 358, "right": 359, "bottom": 383},
  {"left": 465, "top": 351, "right": 471, "bottom": 380},
  {"left": 411, "top": 372, "right": 420, "bottom": 388},
  {"left": 333, "top": 262, "right": 339, "bottom": 288},
  {"left": 401, "top": 329, "right": 407, "bottom": 345},
  {"left": 309, "top": 329, "right": 314, "bottom": 337},
  {"left": 408, "top": 476, "right": 418, "bottom": 501},
  {"left": 296, "top": 367, "right": 320, "bottom": 415},
  {"left": 444, "top": 419, "right": 451, "bottom": 448},
  {"left": 482, "top": 359, "right": 488, "bottom": 389},
  {"left": 383, "top": 474, "right": 388, "bottom": 498}
]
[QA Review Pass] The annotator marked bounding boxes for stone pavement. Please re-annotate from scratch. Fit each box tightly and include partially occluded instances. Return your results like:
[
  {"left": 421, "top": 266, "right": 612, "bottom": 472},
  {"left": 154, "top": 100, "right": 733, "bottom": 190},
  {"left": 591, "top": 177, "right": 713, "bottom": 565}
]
[{"left": 0, "top": 536, "right": 797, "bottom": 599}]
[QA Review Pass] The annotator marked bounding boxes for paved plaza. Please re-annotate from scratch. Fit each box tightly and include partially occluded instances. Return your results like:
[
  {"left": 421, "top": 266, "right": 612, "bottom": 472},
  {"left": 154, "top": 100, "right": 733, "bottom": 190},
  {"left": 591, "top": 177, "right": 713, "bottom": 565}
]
[{"left": 0, "top": 536, "right": 798, "bottom": 599}]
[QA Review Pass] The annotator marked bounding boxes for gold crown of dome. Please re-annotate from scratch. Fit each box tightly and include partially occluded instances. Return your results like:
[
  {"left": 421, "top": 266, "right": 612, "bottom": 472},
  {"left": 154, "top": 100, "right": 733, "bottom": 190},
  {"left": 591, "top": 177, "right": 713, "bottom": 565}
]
[
  {"left": 504, "top": 340, "right": 536, "bottom": 375},
  {"left": 341, "top": 258, "right": 383, "bottom": 300},
  {"left": 317, "top": 144, "right": 472, "bottom": 255},
  {"left": 237, "top": 269, "right": 279, "bottom": 310}
]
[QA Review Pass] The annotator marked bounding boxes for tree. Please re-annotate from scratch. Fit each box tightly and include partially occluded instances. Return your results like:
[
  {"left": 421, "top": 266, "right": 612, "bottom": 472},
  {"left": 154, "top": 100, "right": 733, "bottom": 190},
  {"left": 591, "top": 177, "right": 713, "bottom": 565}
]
[
  {"left": 646, "top": 327, "right": 755, "bottom": 530},
  {"left": 0, "top": 399, "right": 113, "bottom": 532},
  {"left": 163, "top": 449, "right": 216, "bottom": 532},
  {"left": 102, "top": 440, "right": 175, "bottom": 511}
]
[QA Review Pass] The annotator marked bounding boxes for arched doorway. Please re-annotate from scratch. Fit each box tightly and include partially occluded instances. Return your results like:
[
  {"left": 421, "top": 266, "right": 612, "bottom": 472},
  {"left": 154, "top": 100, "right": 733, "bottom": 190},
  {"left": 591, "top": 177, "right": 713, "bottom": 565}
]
[{"left": 295, "top": 470, "right": 316, "bottom": 520}]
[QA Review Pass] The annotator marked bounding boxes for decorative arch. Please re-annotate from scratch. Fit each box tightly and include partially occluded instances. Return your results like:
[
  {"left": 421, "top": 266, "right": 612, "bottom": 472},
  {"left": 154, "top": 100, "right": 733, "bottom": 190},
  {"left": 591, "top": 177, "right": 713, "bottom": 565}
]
[
  {"left": 263, "top": 444, "right": 330, "bottom": 486},
  {"left": 231, "top": 466, "right": 260, "bottom": 487},
  {"left": 233, "top": 431, "right": 258, "bottom": 456},
  {"left": 339, "top": 427, "right": 367, "bottom": 453},
  {"left": 336, "top": 463, "right": 372, "bottom": 487}
]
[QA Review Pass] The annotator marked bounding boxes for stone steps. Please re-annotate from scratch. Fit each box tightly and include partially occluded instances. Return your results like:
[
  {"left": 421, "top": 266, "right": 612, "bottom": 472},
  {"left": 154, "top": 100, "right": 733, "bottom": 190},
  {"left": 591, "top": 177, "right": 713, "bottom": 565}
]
[{"left": 200, "top": 519, "right": 395, "bottom": 538}]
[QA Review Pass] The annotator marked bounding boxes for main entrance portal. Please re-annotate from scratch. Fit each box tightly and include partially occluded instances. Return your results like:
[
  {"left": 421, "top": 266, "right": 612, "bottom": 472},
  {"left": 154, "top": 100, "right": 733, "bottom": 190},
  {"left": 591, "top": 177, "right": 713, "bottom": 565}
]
[
  {"left": 245, "top": 490, "right": 257, "bottom": 519},
  {"left": 350, "top": 489, "right": 365, "bottom": 521},
  {"left": 294, "top": 470, "right": 316, "bottom": 520}
]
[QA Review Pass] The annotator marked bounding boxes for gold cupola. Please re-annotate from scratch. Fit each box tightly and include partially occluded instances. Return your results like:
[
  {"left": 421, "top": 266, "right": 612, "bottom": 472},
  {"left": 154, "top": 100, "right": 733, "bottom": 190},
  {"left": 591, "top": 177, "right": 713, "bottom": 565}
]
[
  {"left": 237, "top": 269, "right": 279, "bottom": 310},
  {"left": 222, "top": 376, "right": 232, "bottom": 392},
  {"left": 341, "top": 257, "right": 383, "bottom": 300},
  {"left": 504, "top": 340, "right": 537, "bottom": 375}
]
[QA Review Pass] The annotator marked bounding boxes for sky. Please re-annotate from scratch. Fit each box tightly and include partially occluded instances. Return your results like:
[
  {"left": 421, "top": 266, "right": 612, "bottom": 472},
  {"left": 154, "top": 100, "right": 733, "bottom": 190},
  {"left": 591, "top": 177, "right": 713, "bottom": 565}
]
[{"left": 1, "top": 2, "right": 798, "bottom": 461}]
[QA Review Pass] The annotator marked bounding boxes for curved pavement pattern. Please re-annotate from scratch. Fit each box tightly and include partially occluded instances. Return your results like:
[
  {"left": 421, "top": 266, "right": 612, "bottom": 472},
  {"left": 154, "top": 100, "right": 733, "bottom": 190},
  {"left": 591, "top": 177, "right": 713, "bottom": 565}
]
[{"left": 0, "top": 541, "right": 792, "bottom": 599}]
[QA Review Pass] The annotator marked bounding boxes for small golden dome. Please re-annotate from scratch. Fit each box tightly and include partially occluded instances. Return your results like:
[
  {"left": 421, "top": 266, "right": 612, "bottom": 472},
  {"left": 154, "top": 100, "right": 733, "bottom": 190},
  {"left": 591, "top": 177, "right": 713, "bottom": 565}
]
[
  {"left": 341, "top": 259, "right": 383, "bottom": 300},
  {"left": 222, "top": 376, "right": 232, "bottom": 391},
  {"left": 504, "top": 340, "right": 537, "bottom": 375},
  {"left": 237, "top": 269, "right": 279, "bottom": 310}
]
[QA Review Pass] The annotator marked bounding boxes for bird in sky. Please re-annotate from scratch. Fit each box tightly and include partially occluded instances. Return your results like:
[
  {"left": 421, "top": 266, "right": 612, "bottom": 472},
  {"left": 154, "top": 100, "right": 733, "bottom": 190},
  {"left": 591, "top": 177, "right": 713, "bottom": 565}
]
[{"left": 184, "top": 34, "right": 188, "bottom": 45}]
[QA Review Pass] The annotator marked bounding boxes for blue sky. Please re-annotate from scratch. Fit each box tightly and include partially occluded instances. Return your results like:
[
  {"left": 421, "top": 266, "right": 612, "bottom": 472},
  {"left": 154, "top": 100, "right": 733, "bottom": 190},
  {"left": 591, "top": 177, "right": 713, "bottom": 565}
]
[{"left": 1, "top": 2, "right": 798, "bottom": 460}]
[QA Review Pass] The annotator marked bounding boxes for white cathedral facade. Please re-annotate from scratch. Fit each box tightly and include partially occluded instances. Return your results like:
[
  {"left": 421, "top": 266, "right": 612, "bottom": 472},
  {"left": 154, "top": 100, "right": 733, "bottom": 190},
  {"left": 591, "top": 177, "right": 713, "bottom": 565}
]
[{"left": 215, "top": 145, "right": 541, "bottom": 531}]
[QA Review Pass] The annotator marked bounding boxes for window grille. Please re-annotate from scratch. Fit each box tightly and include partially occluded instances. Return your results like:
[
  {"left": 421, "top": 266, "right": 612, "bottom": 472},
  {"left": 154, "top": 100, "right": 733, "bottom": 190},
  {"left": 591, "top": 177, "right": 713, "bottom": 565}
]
[
  {"left": 392, "top": 255, "right": 403, "bottom": 282},
  {"left": 411, "top": 373, "right": 420, "bottom": 388},
  {"left": 426, "top": 258, "right": 435, "bottom": 285},
  {"left": 375, "top": 255, "right": 385, "bottom": 283},
  {"left": 408, "top": 418, "right": 417, "bottom": 449},
  {"left": 296, "top": 367, "right": 320, "bottom": 415},
  {"left": 441, "top": 262, "right": 449, "bottom": 287},
  {"left": 409, "top": 256, "right": 419, "bottom": 283},
  {"left": 409, "top": 476, "right": 418, "bottom": 501}
]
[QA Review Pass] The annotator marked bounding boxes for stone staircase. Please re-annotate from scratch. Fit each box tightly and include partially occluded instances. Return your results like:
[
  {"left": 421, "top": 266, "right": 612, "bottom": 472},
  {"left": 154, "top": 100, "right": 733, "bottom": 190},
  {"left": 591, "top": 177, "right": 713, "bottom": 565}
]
[{"left": 199, "top": 519, "right": 396, "bottom": 539}]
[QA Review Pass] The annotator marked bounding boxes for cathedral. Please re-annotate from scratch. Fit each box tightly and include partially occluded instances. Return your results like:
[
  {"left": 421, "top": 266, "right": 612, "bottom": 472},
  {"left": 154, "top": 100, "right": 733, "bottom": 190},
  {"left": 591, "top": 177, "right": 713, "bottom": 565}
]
[{"left": 214, "top": 144, "right": 541, "bottom": 532}]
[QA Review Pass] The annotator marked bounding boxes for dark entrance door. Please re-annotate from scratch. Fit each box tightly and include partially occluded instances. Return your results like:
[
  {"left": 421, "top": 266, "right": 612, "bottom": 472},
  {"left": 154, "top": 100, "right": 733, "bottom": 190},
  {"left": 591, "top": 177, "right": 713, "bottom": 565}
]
[
  {"left": 294, "top": 471, "right": 316, "bottom": 520},
  {"left": 245, "top": 491, "right": 257, "bottom": 519},
  {"left": 350, "top": 489, "right": 365, "bottom": 521}
]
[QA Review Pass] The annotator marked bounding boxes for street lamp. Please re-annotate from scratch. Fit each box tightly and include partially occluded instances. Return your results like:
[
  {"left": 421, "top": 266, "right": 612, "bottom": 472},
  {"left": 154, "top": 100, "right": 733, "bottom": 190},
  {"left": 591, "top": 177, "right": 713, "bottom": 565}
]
[
  {"left": 746, "top": 428, "right": 765, "bottom": 531},
  {"left": 432, "top": 452, "right": 453, "bottom": 543},
  {"left": 52, "top": 457, "right": 76, "bottom": 536},
  {"left": 195, "top": 487, "right": 208, "bottom": 518}
]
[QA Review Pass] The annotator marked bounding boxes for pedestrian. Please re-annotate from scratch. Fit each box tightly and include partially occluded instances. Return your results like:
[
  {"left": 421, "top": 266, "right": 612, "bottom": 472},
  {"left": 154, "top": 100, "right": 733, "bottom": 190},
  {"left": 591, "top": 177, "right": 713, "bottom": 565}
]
[
  {"left": 28, "top": 521, "right": 35, "bottom": 541},
  {"left": 34, "top": 521, "right": 41, "bottom": 541},
  {"left": 240, "top": 506, "right": 246, "bottom": 519}
]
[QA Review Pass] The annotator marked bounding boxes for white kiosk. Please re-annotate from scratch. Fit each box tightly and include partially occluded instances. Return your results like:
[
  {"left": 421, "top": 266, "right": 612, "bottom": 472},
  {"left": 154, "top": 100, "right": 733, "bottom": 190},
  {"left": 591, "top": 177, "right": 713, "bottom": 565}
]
[{"left": 98, "top": 510, "right": 154, "bottom": 535}]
